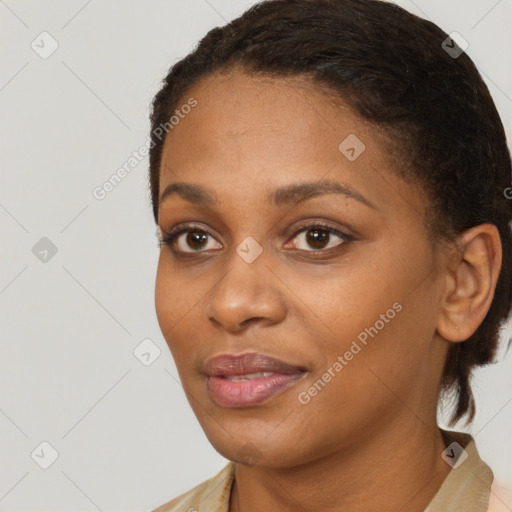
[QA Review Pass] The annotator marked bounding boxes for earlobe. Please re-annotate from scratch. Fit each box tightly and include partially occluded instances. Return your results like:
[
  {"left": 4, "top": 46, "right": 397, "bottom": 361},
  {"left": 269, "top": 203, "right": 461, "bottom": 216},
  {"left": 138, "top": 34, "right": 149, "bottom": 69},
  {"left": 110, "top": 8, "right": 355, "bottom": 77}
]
[{"left": 436, "top": 224, "right": 502, "bottom": 343}]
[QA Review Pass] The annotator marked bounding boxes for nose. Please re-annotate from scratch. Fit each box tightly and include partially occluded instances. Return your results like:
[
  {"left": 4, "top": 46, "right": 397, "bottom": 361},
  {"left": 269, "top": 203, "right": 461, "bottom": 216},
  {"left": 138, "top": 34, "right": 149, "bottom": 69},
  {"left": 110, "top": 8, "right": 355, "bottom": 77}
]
[{"left": 207, "top": 247, "right": 287, "bottom": 333}]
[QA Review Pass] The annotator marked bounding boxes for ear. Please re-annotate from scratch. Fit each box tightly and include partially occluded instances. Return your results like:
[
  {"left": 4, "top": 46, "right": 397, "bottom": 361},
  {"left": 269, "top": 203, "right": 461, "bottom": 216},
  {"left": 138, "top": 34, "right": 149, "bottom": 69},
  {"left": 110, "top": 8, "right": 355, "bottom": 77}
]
[{"left": 437, "top": 224, "right": 502, "bottom": 343}]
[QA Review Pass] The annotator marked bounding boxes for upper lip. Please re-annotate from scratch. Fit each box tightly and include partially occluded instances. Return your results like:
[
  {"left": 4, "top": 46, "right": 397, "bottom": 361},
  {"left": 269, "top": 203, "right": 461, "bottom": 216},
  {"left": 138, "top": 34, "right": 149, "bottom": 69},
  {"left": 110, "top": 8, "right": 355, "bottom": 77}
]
[{"left": 204, "top": 352, "right": 306, "bottom": 377}]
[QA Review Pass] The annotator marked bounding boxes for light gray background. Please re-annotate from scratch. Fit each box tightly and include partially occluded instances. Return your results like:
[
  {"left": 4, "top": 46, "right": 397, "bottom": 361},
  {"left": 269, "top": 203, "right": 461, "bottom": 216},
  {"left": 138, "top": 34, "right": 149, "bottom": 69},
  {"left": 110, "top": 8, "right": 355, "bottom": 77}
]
[{"left": 1, "top": 1, "right": 511, "bottom": 511}]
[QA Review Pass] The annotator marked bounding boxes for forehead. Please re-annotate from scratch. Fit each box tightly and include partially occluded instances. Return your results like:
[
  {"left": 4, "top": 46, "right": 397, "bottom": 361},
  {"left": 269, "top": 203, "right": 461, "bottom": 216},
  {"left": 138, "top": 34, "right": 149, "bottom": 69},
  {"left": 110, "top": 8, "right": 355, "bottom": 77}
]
[
  {"left": 163, "top": 71, "right": 372, "bottom": 174},
  {"left": 158, "top": 69, "right": 427, "bottom": 224}
]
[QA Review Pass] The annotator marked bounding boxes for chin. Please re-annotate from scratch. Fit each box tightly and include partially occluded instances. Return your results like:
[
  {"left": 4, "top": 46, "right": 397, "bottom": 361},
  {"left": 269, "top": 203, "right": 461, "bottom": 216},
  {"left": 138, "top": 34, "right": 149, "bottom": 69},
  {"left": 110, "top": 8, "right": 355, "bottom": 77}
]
[{"left": 202, "top": 424, "right": 312, "bottom": 469}]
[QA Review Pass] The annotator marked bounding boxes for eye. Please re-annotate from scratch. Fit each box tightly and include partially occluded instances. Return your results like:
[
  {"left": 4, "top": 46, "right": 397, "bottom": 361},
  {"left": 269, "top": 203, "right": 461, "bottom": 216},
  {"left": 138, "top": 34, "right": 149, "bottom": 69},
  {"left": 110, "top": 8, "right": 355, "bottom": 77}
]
[
  {"left": 159, "top": 220, "right": 354, "bottom": 256},
  {"left": 159, "top": 224, "right": 222, "bottom": 253},
  {"left": 285, "top": 222, "right": 353, "bottom": 253}
]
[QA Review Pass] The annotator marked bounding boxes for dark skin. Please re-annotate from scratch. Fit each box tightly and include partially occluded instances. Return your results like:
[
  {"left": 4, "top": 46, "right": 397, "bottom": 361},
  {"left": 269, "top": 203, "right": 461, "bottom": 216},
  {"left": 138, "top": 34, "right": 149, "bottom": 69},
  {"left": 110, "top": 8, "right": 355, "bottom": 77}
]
[{"left": 154, "top": 69, "right": 502, "bottom": 512}]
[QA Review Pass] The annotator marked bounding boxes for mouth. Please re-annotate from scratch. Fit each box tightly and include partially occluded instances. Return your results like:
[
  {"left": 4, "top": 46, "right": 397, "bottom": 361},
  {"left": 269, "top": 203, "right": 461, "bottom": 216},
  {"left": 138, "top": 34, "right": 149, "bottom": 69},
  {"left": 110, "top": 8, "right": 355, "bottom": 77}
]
[{"left": 204, "top": 352, "right": 307, "bottom": 408}]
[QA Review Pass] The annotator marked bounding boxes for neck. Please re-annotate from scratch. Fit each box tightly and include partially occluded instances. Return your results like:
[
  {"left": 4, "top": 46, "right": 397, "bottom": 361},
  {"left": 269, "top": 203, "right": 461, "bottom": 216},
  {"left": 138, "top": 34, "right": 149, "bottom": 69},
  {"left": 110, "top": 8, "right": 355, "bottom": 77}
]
[{"left": 229, "top": 418, "right": 451, "bottom": 512}]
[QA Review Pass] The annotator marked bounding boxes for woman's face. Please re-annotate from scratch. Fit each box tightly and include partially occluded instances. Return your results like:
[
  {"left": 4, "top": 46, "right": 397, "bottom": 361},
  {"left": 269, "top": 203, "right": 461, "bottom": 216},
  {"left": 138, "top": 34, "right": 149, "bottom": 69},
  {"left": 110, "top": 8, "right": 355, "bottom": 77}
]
[{"left": 155, "top": 69, "right": 450, "bottom": 467}]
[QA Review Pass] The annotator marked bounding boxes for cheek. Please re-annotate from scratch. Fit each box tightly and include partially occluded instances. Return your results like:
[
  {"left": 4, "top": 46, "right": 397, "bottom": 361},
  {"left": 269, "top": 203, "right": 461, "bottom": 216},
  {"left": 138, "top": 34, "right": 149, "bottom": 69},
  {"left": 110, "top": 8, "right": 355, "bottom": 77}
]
[
  {"left": 154, "top": 257, "right": 170, "bottom": 332},
  {"left": 310, "top": 287, "right": 439, "bottom": 415},
  {"left": 154, "top": 254, "right": 207, "bottom": 365},
  {"left": 292, "top": 242, "right": 435, "bottom": 377},
  {"left": 154, "top": 254, "right": 188, "bottom": 348},
  {"left": 288, "top": 258, "right": 398, "bottom": 342}
]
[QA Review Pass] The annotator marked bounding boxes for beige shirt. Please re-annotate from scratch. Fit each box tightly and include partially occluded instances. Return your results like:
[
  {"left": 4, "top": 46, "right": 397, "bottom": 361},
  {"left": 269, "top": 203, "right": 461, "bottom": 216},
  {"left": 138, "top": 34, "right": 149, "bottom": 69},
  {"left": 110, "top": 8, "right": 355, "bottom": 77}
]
[{"left": 153, "top": 430, "right": 494, "bottom": 512}]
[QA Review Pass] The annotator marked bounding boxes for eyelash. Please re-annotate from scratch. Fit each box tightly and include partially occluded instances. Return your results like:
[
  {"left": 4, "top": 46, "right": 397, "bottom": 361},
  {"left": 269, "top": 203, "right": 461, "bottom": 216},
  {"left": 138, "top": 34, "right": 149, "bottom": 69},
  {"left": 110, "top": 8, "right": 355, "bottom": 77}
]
[{"left": 158, "top": 221, "right": 355, "bottom": 257}]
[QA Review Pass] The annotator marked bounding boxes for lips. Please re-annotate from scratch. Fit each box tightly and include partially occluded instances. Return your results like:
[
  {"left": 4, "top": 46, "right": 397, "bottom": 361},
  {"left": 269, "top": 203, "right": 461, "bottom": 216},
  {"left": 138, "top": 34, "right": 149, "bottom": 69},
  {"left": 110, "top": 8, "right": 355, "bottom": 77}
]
[
  {"left": 205, "top": 352, "right": 306, "bottom": 377},
  {"left": 204, "top": 352, "right": 306, "bottom": 408}
]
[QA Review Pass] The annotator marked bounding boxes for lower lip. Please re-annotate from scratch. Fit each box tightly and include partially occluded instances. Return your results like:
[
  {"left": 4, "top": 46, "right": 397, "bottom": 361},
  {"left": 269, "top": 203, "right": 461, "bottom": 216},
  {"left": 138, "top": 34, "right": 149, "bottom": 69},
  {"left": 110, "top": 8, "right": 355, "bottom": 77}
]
[{"left": 207, "top": 372, "right": 305, "bottom": 408}]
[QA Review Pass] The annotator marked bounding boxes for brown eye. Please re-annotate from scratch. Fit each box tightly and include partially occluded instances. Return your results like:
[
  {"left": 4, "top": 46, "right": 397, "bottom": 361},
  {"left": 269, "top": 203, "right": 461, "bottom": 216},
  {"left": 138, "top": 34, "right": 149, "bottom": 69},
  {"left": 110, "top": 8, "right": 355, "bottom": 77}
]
[
  {"left": 305, "top": 228, "right": 331, "bottom": 249},
  {"left": 185, "top": 231, "right": 209, "bottom": 250},
  {"left": 289, "top": 224, "right": 351, "bottom": 252},
  {"left": 160, "top": 225, "right": 222, "bottom": 253}
]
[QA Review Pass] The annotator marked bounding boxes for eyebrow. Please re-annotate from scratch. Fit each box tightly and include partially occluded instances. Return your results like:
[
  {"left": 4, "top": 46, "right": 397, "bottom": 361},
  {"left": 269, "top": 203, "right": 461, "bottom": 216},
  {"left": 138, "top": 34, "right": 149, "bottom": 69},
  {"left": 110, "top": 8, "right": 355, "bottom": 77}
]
[{"left": 159, "top": 179, "right": 377, "bottom": 210}]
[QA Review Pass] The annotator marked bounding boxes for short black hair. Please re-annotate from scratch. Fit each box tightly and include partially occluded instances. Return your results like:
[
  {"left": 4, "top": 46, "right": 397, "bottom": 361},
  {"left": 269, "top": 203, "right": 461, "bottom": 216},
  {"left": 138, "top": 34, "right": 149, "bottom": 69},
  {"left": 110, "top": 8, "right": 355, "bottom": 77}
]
[{"left": 148, "top": 0, "right": 512, "bottom": 425}]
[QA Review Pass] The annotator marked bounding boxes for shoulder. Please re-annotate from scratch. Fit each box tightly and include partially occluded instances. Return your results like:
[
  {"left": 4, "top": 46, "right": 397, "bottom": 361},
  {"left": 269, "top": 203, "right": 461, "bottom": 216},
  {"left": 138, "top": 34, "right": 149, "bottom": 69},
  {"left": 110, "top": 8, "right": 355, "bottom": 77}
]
[
  {"left": 152, "top": 462, "right": 235, "bottom": 512},
  {"left": 487, "top": 482, "right": 512, "bottom": 512}
]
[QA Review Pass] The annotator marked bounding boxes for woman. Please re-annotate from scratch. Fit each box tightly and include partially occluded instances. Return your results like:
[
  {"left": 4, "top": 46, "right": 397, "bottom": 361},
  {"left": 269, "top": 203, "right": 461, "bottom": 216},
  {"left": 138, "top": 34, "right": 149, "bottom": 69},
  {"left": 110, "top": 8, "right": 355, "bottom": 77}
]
[{"left": 149, "top": 0, "right": 512, "bottom": 510}]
